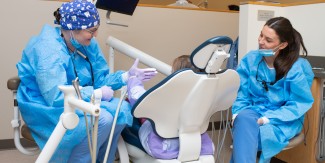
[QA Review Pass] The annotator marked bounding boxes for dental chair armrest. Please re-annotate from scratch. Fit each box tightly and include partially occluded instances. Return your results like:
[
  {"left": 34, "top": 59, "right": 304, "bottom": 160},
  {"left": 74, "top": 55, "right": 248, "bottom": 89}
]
[
  {"left": 7, "top": 76, "right": 20, "bottom": 91},
  {"left": 125, "top": 142, "right": 148, "bottom": 158}
]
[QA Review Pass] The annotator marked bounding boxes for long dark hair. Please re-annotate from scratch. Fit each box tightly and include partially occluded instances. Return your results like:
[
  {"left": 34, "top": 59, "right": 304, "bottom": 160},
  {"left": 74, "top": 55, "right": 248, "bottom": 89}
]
[{"left": 265, "top": 17, "right": 308, "bottom": 82}]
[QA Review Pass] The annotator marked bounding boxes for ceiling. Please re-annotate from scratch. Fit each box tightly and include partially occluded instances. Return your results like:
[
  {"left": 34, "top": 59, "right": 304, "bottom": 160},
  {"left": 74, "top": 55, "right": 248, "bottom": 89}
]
[{"left": 138, "top": 0, "right": 313, "bottom": 10}]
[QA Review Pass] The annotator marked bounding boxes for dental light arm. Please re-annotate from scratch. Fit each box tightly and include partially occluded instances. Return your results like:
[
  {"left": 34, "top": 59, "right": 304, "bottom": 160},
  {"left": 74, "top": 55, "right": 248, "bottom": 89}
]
[
  {"left": 107, "top": 36, "right": 172, "bottom": 76},
  {"left": 35, "top": 85, "right": 101, "bottom": 163},
  {"left": 106, "top": 11, "right": 128, "bottom": 27}
]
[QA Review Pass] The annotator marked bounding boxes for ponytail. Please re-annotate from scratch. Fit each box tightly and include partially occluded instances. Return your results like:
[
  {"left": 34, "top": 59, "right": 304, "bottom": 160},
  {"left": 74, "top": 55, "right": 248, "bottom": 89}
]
[{"left": 292, "top": 28, "right": 308, "bottom": 57}]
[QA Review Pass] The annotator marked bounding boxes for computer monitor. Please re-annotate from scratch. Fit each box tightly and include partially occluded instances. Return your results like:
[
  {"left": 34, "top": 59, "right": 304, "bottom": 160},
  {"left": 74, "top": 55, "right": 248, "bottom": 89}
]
[{"left": 96, "top": 0, "right": 139, "bottom": 16}]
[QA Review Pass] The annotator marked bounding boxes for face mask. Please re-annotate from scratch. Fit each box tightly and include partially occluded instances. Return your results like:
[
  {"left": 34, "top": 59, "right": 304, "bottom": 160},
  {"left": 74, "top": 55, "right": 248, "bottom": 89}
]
[
  {"left": 70, "top": 31, "right": 83, "bottom": 49},
  {"left": 258, "top": 44, "right": 281, "bottom": 57}
]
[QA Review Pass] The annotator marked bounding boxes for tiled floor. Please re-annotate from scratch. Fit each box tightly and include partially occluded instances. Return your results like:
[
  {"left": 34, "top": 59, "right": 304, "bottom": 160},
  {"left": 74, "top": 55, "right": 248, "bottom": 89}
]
[
  {"left": 0, "top": 148, "right": 38, "bottom": 163},
  {"left": 208, "top": 126, "right": 233, "bottom": 163},
  {"left": 0, "top": 149, "right": 122, "bottom": 163},
  {"left": 1, "top": 114, "right": 234, "bottom": 162},
  {"left": 0, "top": 128, "right": 233, "bottom": 163}
]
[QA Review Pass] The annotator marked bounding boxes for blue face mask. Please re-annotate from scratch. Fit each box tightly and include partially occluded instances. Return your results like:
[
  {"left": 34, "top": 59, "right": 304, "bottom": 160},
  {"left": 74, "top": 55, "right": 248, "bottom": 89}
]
[
  {"left": 70, "top": 31, "right": 83, "bottom": 49},
  {"left": 258, "top": 44, "right": 281, "bottom": 57}
]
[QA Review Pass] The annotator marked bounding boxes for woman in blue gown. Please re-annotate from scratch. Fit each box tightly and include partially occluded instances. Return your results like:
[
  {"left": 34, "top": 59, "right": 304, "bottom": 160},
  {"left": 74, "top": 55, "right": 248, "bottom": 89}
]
[
  {"left": 16, "top": 1, "right": 156, "bottom": 162},
  {"left": 230, "top": 17, "right": 314, "bottom": 163}
]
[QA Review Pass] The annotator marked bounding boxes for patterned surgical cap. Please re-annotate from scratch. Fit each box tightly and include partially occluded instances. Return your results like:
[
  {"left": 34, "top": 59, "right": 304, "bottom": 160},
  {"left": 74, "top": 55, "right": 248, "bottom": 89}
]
[{"left": 59, "top": 0, "right": 100, "bottom": 30}]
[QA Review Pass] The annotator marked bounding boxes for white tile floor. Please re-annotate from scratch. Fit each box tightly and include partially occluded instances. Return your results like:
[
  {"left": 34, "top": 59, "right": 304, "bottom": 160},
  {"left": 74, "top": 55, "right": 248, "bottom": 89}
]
[
  {"left": 0, "top": 149, "right": 38, "bottom": 163},
  {"left": 0, "top": 129, "right": 233, "bottom": 163},
  {"left": 0, "top": 149, "right": 122, "bottom": 163},
  {"left": 1, "top": 124, "right": 291, "bottom": 163},
  {"left": 207, "top": 128, "right": 233, "bottom": 163},
  {"left": 0, "top": 144, "right": 232, "bottom": 163}
]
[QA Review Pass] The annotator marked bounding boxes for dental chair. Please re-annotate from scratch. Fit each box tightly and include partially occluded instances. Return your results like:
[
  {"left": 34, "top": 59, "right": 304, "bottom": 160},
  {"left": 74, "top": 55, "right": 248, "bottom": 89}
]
[{"left": 118, "top": 36, "right": 240, "bottom": 163}]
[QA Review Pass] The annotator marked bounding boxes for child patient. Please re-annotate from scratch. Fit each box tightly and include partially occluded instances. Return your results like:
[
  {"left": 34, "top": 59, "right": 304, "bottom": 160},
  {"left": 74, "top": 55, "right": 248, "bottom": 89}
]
[{"left": 127, "top": 55, "right": 215, "bottom": 159}]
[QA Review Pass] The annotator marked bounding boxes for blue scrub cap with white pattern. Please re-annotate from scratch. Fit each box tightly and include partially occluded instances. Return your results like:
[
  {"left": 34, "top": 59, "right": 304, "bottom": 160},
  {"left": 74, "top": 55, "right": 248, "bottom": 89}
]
[{"left": 59, "top": 0, "right": 100, "bottom": 30}]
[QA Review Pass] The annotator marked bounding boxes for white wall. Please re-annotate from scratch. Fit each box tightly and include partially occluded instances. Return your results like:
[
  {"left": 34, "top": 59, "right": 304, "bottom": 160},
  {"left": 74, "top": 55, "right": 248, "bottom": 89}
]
[
  {"left": 238, "top": 4, "right": 283, "bottom": 61},
  {"left": 285, "top": 3, "right": 325, "bottom": 57},
  {"left": 0, "top": 1, "right": 238, "bottom": 141},
  {"left": 238, "top": 2, "right": 325, "bottom": 62},
  {"left": 0, "top": 0, "right": 62, "bottom": 140},
  {"left": 98, "top": 7, "right": 239, "bottom": 88}
]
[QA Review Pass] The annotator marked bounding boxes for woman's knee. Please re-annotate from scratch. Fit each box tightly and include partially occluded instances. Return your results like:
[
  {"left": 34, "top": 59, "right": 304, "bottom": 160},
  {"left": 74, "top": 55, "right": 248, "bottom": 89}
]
[
  {"left": 98, "top": 110, "right": 113, "bottom": 129},
  {"left": 235, "top": 109, "right": 260, "bottom": 124}
]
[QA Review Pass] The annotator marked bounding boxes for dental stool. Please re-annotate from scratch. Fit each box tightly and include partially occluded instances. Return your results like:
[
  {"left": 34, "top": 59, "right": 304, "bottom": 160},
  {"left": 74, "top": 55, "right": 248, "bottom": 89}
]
[
  {"left": 7, "top": 76, "right": 39, "bottom": 155},
  {"left": 283, "top": 132, "right": 305, "bottom": 150},
  {"left": 119, "top": 36, "right": 240, "bottom": 163}
]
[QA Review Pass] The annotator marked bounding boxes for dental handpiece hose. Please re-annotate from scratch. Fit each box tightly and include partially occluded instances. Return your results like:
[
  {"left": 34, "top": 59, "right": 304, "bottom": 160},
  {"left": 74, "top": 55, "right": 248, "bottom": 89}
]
[
  {"left": 72, "top": 78, "right": 94, "bottom": 161},
  {"left": 103, "top": 87, "right": 127, "bottom": 163},
  {"left": 36, "top": 85, "right": 100, "bottom": 163},
  {"left": 92, "top": 116, "right": 99, "bottom": 163},
  {"left": 90, "top": 90, "right": 102, "bottom": 163}
]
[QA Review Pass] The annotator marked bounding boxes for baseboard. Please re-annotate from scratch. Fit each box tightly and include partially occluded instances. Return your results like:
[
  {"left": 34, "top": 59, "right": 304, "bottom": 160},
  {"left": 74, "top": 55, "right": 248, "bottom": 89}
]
[
  {"left": 257, "top": 151, "right": 287, "bottom": 163},
  {"left": 0, "top": 138, "right": 37, "bottom": 150},
  {"left": 271, "top": 157, "right": 287, "bottom": 163}
]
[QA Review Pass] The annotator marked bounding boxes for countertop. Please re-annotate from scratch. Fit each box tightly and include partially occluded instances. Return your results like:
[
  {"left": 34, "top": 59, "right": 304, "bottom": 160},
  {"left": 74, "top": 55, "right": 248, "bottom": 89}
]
[
  {"left": 313, "top": 69, "right": 325, "bottom": 79},
  {"left": 307, "top": 56, "right": 325, "bottom": 79}
]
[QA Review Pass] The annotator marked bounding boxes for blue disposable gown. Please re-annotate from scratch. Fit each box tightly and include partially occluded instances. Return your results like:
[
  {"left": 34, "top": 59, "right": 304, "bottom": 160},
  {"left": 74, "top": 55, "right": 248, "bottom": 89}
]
[
  {"left": 232, "top": 50, "right": 314, "bottom": 162},
  {"left": 16, "top": 25, "right": 132, "bottom": 162}
]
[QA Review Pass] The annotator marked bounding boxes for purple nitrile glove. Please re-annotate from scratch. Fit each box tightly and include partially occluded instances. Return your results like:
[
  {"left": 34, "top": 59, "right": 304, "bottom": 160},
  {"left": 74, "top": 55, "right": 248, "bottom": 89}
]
[
  {"left": 128, "top": 58, "right": 158, "bottom": 82},
  {"left": 127, "top": 76, "right": 146, "bottom": 106},
  {"left": 101, "top": 86, "right": 114, "bottom": 101}
]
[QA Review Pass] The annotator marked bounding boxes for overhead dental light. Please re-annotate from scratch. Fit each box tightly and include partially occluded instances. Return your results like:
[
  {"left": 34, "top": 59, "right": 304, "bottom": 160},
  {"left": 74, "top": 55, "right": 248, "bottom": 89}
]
[
  {"left": 95, "top": 0, "right": 139, "bottom": 27},
  {"left": 168, "top": 0, "right": 199, "bottom": 8}
]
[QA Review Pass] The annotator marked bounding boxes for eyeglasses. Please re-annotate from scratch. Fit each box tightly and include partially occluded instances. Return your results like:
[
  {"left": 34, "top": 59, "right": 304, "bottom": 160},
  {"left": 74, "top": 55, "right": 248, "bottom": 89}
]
[
  {"left": 84, "top": 26, "right": 99, "bottom": 36},
  {"left": 255, "top": 59, "right": 274, "bottom": 91}
]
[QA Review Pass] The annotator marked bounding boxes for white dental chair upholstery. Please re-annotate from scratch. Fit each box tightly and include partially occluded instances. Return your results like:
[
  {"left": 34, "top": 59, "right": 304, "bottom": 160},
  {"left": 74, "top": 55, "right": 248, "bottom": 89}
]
[{"left": 120, "top": 36, "right": 240, "bottom": 163}]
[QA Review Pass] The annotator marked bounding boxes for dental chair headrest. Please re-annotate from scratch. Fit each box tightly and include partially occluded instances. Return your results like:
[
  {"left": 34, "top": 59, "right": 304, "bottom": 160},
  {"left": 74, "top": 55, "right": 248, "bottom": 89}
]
[{"left": 190, "top": 36, "right": 233, "bottom": 74}]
